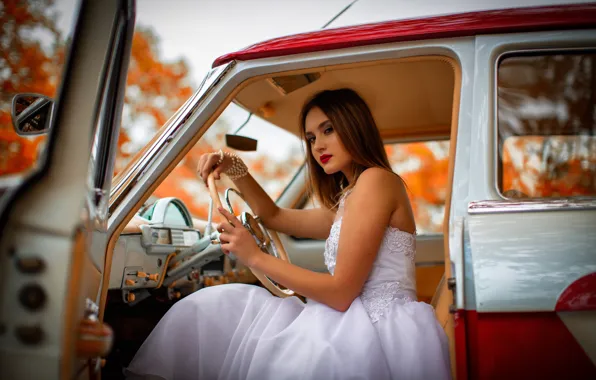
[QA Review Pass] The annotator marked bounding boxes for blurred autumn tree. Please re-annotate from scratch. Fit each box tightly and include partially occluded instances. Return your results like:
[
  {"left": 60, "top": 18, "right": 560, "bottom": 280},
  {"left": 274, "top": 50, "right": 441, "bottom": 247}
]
[
  {"left": 304, "top": 141, "right": 450, "bottom": 234},
  {"left": 1, "top": 0, "right": 453, "bottom": 232},
  {"left": 115, "top": 26, "right": 194, "bottom": 174},
  {"left": 386, "top": 141, "right": 449, "bottom": 234},
  {"left": 0, "top": 0, "right": 62, "bottom": 176},
  {"left": 0, "top": 0, "right": 302, "bottom": 221},
  {"left": 151, "top": 113, "right": 305, "bottom": 221},
  {"left": 498, "top": 53, "right": 596, "bottom": 198},
  {"left": 0, "top": 0, "right": 195, "bottom": 180}
]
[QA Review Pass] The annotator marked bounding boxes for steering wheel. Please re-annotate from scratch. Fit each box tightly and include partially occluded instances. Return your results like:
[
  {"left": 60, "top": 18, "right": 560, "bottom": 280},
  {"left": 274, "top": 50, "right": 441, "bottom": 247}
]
[{"left": 207, "top": 173, "right": 295, "bottom": 298}]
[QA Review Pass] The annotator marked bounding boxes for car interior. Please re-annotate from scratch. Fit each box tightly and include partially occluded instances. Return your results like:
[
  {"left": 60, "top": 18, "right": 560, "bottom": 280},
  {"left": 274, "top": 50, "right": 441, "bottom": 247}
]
[{"left": 102, "top": 54, "right": 461, "bottom": 378}]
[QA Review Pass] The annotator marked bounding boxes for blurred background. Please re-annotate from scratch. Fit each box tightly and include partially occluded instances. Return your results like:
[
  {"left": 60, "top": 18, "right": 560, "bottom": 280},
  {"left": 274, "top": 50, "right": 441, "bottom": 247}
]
[{"left": 1, "top": 0, "right": 594, "bottom": 235}]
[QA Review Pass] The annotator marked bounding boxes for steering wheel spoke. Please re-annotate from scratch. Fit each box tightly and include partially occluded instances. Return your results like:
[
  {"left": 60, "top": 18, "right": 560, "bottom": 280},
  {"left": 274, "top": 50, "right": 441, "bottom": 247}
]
[{"left": 207, "top": 173, "right": 295, "bottom": 298}]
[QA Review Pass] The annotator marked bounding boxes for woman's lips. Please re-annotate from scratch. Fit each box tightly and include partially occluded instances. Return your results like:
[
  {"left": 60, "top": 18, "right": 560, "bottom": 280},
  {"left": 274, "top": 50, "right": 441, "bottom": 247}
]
[{"left": 320, "top": 154, "right": 332, "bottom": 164}]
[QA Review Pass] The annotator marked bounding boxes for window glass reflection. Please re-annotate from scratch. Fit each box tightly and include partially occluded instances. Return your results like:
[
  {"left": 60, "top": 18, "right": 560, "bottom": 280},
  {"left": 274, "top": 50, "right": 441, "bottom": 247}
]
[{"left": 497, "top": 53, "right": 596, "bottom": 198}]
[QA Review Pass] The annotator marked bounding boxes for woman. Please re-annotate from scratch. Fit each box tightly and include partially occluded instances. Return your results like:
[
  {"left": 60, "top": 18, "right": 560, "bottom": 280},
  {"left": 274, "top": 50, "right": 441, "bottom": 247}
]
[{"left": 125, "top": 89, "right": 451, "bottom": 380}]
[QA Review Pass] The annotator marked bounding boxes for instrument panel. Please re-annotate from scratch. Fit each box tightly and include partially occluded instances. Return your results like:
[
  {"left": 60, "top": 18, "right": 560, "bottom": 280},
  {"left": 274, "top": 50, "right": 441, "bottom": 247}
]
[
  {"left": 140, "top": 224, "right": 200, "bottom": 255},
  {"left": 108, "top": 197, "right": 220, "bottom": 304}
]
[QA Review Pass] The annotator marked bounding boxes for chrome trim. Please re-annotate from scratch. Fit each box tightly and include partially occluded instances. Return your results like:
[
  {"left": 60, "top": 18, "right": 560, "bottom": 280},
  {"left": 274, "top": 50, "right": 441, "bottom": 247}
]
[
  {"left": 240, "top": 212, "right": 268, "bottom": 250},
  {"left": 414, "top": 261, "right": 445, "bottom": 267},
  {"left": 224, "top": 188, "right": 243, "bottom": 214},
  {"left": 108, "top": 61, "right": 235, "bottom": 213},
  {"left": 468, "top": 198, "right": 596, "bottom": 214},
  {"left": 492, "top": 46, "right": 596, "bottom": 200},
  {"left": 91, "top": 2, "right": 136, "bottom": 196},
  {"left": 225, "top": 188, "right": 271, "bottom": 248}
]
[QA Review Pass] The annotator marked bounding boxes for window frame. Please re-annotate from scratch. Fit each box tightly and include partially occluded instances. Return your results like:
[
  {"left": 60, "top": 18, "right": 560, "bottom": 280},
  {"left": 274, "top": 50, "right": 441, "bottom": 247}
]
[{"left": 493, "top": 47, "right": 596, "bottom": 201}]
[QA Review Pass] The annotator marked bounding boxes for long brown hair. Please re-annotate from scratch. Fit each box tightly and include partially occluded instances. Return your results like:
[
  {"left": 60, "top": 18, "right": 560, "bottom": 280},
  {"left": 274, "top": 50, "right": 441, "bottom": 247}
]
[{"left": 299, "top": 88, "right": 397, "bottom": 210}]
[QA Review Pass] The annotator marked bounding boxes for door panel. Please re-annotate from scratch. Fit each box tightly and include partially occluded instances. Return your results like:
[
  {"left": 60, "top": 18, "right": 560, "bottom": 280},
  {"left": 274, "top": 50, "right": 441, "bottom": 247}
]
[
  {"left": 0, "top": 1, "right": 135, "bottom": 379},
  {"left": 468, "top": 205, "right": 596, "bottom": 312},
  {"left": 462, "top": 31, "right": 596, "bottom": 377}
]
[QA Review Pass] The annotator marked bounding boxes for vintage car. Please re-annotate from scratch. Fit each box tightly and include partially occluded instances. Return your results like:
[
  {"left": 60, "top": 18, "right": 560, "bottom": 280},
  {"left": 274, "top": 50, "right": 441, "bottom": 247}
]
[{"left": 1, "top": 0, "right": 595, "bottom": 379}]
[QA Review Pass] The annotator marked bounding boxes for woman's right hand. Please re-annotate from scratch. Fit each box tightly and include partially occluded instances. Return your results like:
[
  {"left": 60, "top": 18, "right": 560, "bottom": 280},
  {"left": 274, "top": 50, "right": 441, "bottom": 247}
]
[{"left": 197, "top": 151, "right": 227, "bottom": 185}]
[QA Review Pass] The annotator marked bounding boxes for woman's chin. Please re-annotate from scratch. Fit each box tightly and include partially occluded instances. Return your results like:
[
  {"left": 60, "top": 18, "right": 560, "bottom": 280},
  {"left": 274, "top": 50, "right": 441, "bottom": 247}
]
[{"left": 322, "top": 165, "right": 339, "bottom": 175}]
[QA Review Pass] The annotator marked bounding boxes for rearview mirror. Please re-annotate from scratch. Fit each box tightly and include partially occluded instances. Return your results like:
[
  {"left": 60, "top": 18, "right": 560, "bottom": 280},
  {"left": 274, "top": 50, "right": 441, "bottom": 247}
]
[
  {"left": 225, "top": 112, "right": 258, "bottom": 152},
  {"left": 11, "top": 93, "right": 54, "bottom": 136},
  {"left": 225, "top": 134, "right": 258, "bottom": 151}
]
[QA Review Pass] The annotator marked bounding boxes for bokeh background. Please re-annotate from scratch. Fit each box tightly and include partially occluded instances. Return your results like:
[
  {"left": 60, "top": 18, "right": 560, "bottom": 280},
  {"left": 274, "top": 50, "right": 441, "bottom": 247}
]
[{"left": 1, "top": 0, "right": 594, "bottom": 235}]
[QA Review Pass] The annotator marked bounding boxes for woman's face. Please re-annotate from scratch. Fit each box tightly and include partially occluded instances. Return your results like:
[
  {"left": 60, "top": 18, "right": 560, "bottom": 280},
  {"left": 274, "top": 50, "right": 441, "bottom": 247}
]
[{"left": 304, "top": 106, "right": 353, "bottom": 178}]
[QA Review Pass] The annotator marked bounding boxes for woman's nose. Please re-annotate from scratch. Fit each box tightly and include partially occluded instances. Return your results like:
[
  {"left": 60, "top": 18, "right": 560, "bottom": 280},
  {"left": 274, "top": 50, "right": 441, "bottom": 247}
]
[{"left": 314, "top": 138, "right": 325, "bottom": 152}]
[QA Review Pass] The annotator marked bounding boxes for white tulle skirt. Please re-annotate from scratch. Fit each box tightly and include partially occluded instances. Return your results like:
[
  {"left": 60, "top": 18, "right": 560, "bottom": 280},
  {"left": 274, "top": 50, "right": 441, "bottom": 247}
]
[{"left": 125, "top": 284, "right": 451, "bottom": 380}]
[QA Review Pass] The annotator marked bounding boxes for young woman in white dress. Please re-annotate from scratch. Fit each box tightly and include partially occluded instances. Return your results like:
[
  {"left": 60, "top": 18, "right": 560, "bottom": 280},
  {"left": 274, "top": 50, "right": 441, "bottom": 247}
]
[{"left": 125, "top": 88, "right": 452, "bottom": 380}]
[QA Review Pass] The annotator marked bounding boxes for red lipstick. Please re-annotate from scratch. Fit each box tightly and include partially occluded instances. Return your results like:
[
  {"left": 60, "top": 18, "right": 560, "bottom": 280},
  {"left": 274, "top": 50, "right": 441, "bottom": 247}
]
[{"left": 320, "top": 154, "right": 332, "bottom": 164}]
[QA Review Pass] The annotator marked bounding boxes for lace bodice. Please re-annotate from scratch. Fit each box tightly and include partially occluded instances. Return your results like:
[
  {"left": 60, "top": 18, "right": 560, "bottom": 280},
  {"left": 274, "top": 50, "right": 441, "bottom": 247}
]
[{"left": 324, "top": 192, "right": 417, "bottom": 323}]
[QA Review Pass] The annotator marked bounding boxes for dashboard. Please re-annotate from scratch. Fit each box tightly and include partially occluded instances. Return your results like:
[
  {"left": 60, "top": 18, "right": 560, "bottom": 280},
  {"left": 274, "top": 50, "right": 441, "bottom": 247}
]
[{"left": 108, "top": 197, "right": 229, "bottom": 305}]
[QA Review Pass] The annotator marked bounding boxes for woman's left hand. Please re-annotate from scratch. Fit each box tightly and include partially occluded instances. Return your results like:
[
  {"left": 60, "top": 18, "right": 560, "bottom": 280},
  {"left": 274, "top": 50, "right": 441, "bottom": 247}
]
[{"left": 217, "top": 207, "right": 264, "bottom": 267}]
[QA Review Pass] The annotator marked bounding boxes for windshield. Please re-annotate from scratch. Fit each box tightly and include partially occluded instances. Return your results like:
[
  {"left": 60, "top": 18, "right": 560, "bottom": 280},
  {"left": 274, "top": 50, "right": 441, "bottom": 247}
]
[{"left": 141, "top": 101, "right": 304, "bottom": 223}]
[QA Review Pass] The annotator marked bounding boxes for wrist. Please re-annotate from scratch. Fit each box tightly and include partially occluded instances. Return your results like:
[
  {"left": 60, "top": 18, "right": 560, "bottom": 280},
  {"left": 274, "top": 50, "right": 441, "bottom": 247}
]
[
  {"left": 248, "top": 246, "right": 267, "bottom": 269},
  {"left": 221, "top": 151, "right": 248, "bottom": 180}
]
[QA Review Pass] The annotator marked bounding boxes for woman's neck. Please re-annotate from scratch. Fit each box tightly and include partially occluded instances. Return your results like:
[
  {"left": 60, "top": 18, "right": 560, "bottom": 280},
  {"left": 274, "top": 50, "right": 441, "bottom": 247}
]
[{"left": 341, "top": 165, "right": 355, "bottom": 185}]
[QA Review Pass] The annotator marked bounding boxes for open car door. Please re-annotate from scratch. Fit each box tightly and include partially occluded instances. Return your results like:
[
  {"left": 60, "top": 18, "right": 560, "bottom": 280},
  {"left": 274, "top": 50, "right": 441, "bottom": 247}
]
[{"left": 0, "top": 1, "right": 135, "bottom": 379}]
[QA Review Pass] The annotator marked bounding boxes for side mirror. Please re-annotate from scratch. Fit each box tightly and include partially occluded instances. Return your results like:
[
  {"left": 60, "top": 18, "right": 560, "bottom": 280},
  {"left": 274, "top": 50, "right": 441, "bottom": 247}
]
[{"left": 11, "top": 93, "right": 54, "bottom": 136}]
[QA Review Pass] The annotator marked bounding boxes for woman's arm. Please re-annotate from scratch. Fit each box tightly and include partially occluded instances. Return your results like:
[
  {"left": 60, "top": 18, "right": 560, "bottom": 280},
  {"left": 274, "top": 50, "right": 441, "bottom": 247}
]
[
  {"left": 231, "top": 173, "right": 336, "bottom": 240},
  {"left": 198, "top": 152, "right": 335, "bottom": 240},
  {"left": 219, "top": 168, "right": 398, "bottom": 311}
]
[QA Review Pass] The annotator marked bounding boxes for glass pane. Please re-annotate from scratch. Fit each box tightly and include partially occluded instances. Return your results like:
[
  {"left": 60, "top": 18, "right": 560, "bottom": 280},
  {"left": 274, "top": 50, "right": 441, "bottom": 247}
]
[
  {"left": 497, "top": 53, "right": 596, "bottom": 198},
  {"left": 0, "top": 1, "right": 78, "bottom": 180},
  {"left": 148, "top": 102, "right": 304, "bottom": 224}
]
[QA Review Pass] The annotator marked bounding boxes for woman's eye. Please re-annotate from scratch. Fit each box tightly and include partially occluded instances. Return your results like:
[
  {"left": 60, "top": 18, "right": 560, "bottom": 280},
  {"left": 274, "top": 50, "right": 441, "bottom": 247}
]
[
  {"left": 324, "top": 127, "right": 333, "bottom": 135},
  {"left": 307, "top": 137, "right": 315, "bottom": 144}
]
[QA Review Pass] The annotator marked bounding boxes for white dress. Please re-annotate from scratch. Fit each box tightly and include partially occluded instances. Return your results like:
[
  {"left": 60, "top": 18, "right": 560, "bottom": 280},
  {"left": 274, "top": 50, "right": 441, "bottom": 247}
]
[{"left": 125, "top": 194, "right": 452, "bottom": 380}]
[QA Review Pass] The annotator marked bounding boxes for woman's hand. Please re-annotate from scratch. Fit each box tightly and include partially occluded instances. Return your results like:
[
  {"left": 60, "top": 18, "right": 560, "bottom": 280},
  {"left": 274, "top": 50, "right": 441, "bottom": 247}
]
[
  {"left": 217, "top": 207, "right": 265, "bottom": 268},
  {"left": 196, "top": 151, "right": 231, "bottom": 184}
]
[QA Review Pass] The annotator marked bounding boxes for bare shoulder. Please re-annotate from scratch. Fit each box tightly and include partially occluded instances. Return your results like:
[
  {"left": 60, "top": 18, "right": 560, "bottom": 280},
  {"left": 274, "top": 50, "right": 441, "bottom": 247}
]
[
  {"left": 352, "top": 167, "right": 402, "bottom": 200},
  {"left": 346, "top": 167, "right": 402, "bottom": 215}
]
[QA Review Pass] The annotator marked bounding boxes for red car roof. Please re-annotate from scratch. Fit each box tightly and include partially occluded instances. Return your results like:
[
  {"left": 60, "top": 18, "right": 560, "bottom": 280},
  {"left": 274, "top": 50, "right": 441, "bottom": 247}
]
[{"left": 213, "top": 3, "right": 596, "bottom": 68}]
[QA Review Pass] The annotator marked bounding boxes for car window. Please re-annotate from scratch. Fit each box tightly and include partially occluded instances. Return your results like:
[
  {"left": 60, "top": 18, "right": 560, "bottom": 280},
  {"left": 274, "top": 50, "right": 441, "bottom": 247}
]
[
  {"left": 301, "top": 140, "right": 450, "bottom": 235},
  {"left": 0, "top": 2, "right": 78, "bottom": 182},
  {"left": 145, "top": 102, "right": 304, "bottom": 224},
  {"left": 497, "top": 52, "right": 596, "bottom": 199}
]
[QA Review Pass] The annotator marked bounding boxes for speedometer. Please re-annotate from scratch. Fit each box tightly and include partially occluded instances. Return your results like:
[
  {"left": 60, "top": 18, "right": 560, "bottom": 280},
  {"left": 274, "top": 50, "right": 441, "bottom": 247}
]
[{"left": 151, "top": 228, "right": 171, "bottom": 245}]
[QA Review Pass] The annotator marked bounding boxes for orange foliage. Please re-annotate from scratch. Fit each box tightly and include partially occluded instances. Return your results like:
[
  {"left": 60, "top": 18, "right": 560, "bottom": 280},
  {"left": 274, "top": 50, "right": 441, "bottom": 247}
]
[
  {"left": 116, "top": 27, "right": 194, "bottom": 173},
  {"left": 388, "top": 141, "right": 449, "bottom": 234},
  {"left": 0, "top": 0, "right": 62, "bottom": 177},
  {"left": 502, "top": 136, "right": 596, "bottom": 198},
  {"left": 1, "top": 1, "right": 194, "bottom": 181},
  {"left": 0, "top": 2, "right": 451, "bottom": 235}
]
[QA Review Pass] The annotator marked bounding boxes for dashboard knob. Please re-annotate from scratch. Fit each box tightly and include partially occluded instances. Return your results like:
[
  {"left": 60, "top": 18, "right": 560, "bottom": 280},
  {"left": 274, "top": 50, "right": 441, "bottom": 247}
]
[
  {"left": 148, "top": 273, "right": 159, "bottom": 282},
  {"left": 125, "top": 279, "right": 135, "bottom": 286},
  {"left": 136, "top": 271, "right": 147, "bottom": 278},
  {"left": 16, "top": 257, "right": 45, "bottom": 274},
  {"left": 15, "top": 325, "right": 44, "bottom": 345},
  {"left": 19, "top": 284, "right": 46, "bottom": 311},
  {"left": 127, "top": 293, "right": 136, "bottom": 302},
  {"left": 77, "top": 319, "right": 113, "bottom": 358}
]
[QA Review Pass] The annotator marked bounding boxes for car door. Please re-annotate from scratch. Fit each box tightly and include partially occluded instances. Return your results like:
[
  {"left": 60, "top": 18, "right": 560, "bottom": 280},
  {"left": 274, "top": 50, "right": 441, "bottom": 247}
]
[
  {"left": 0, "top": 1, "right": 135, "bottom": 379},
  {"left": 463, "top": 30, "right": 596, "bottom": 378}
]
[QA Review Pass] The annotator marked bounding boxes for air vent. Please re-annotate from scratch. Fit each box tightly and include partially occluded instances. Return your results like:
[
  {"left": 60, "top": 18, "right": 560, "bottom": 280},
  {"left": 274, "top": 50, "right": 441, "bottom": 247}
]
[
  {"left": 269, "top": 72, "right": 321, "bottom": 95},
  {"left": 170, "top": 229, "right": 185, "bottom": 246}
]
